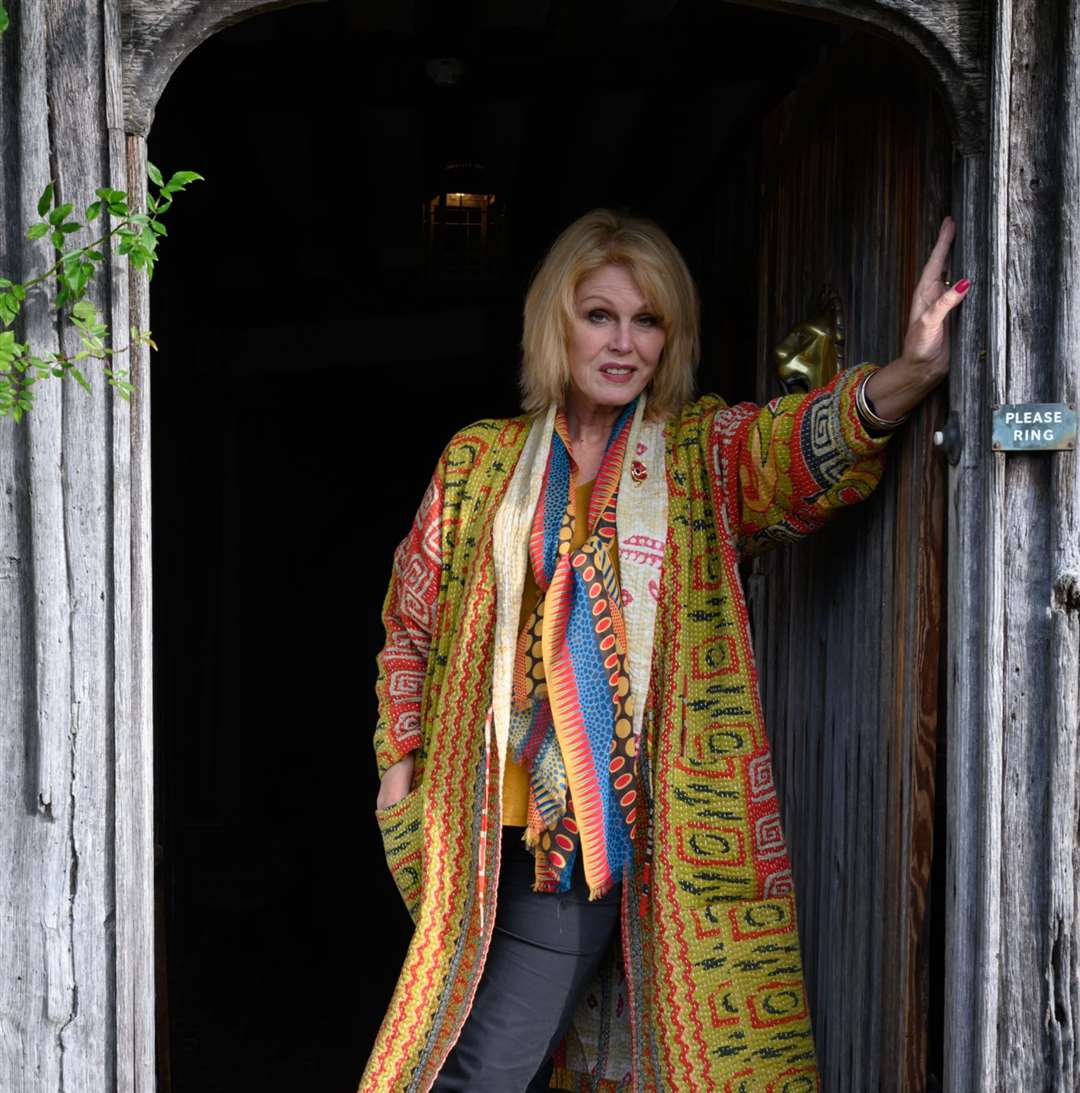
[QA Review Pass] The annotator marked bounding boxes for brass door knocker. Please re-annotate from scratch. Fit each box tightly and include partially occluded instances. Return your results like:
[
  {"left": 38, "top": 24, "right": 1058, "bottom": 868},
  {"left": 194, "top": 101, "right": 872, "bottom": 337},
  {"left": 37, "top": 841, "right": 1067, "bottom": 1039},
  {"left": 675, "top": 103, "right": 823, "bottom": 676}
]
[{"left": 773, "top": 286, "right": 845, "bottom": 394}]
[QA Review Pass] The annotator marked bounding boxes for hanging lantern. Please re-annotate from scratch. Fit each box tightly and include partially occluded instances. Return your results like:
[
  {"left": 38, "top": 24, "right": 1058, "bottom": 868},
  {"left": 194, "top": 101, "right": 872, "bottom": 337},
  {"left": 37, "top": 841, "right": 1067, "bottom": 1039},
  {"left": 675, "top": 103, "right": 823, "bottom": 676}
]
[{"left": 423, "top": 163, "right": 499, "bottom": 271}]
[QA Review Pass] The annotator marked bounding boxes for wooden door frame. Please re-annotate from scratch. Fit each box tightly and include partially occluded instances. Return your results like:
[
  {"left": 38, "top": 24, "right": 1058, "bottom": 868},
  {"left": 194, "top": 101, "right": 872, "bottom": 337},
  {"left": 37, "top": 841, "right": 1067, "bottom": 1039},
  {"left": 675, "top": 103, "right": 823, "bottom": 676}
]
[{"left": 115, "top": 1, "right": 989, "bottom": 1088}]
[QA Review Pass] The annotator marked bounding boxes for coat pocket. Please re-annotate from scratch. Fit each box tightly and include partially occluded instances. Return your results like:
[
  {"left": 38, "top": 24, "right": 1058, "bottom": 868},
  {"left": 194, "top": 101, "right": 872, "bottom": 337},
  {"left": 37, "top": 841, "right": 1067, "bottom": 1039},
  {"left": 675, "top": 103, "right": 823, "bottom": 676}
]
[
  {"left": 375, "top": 785, "right": 424, "bottom": 922},
  {"left": 685, "top": 896, "right": 818, "bottom": 1085},
  {"left": 666, "top": 755, "right": 792, "bottom": 907}
]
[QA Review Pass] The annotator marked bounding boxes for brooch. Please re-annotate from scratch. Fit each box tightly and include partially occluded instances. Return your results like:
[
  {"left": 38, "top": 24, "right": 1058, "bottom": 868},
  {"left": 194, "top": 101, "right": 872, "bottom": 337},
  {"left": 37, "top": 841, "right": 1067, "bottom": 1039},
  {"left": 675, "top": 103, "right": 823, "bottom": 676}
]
[{"left": 630, "top": 460, "right": 648, "bottom": 484}]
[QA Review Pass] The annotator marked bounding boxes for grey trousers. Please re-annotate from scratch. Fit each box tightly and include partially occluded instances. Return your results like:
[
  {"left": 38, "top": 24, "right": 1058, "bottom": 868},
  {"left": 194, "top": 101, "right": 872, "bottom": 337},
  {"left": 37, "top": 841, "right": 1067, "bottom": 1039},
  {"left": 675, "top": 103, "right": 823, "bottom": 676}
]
[{"left": 431, "top": 828, "right": 622, "bottom": 1092}]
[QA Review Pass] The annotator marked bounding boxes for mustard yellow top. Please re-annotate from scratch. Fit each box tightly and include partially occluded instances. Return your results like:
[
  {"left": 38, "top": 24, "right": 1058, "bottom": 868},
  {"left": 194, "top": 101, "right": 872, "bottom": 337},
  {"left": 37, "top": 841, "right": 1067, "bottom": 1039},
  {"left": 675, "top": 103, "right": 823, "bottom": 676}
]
[{"left": 502, "top": 478, "right": 621, "bottom": 825}]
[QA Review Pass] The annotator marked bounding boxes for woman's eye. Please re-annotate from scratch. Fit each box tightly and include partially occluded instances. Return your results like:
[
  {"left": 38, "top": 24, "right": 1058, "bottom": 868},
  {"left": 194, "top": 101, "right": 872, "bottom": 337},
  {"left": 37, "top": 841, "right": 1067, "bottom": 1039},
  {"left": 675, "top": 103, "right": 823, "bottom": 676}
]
[
  {"left": 636, "top": 314, "right": 660, "bottom": 328},
  {"left": 587, "top": 309, "right": 610, "bottom": 323}
]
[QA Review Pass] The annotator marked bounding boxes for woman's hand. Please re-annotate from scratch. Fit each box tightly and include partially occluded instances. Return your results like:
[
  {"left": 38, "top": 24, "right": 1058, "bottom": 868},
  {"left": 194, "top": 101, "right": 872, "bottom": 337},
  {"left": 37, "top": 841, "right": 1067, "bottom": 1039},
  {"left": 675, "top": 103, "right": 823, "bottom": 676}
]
[
  {"left": 377, "top": 753, "right": 415, "bottom": 811},
  {"left": 863, "top": 216, "right": 972, "bottom": 421}
]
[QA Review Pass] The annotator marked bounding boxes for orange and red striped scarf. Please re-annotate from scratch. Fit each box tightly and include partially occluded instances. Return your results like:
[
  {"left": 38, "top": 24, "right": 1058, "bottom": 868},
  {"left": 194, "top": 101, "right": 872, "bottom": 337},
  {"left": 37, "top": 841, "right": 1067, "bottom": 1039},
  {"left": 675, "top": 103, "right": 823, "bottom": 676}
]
[{"left": 508, "top": 401, "right": 640, "bottom": 898}]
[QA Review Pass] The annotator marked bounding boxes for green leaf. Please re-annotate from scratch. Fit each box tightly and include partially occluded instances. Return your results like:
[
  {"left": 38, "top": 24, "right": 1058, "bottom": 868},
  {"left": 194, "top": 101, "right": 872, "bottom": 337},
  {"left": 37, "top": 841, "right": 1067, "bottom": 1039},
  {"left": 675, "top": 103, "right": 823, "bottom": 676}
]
[
  {"left": 86, "top": 201, "right": 101, "bottom": 222},
  {"left": 59, "top": 222, "right": 81, "bottom": 235},
  {"left": 150, "top": 220, "right": 167, "bottom": 236},
  {"left": 86, "top": 250, "right": 104, "bottom": 262},
  {"left": 51, "top": 230, "right": 65, "bottom": 250},
  {"left": 166, "top": 170, "right": 204, "bottom": 189},
  {"left": 72, "top": 299, "right": 95, "bottom": 321},
  {"left": 147, "top": 162, "right": 164, "bottom": 187},
  {"left": 11, "top": 283, "right": 26, "bottom": 302},
  {"left": 162, "top": 170, "right": 205, "bottom": 197},
  {"left": 38, "top": 182, "right": 54, "bottom": 217},
  {"left": 69, "top": 366, "right": 91, "bottom": 393},
  {"left": 48, "top": 203, "right": 73, "bottom": 226},
  {"left": 0, "top": 5, "right": 11, "bottom": 36},
  {"left": 0, "top": 294, "right": 17, "bottom": 327},
  {"left": 27, "top": 223, "right": 49, "bottom": 240},
  {"left": 108, "top": 202, "right": 129, "bottom": 218}
]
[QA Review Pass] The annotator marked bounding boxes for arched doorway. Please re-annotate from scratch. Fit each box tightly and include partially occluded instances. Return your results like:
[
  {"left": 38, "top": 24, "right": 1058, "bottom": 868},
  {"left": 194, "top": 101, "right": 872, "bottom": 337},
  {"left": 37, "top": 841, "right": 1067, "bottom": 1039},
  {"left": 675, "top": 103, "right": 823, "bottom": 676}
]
[{"left": 144, "top": 3, "right": 966, "bottom": 1089}]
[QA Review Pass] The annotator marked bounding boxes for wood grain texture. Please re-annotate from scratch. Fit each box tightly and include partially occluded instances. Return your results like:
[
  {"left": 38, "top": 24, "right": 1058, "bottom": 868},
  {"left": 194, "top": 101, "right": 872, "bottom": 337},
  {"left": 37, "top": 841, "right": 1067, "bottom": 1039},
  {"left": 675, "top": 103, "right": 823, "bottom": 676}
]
[
  {"left": 735, "top": 0, "right": 987, "bottom": 153},
  {"left": 943, "top": 150, "right": 994, "bottom": 1093},
  {"left": 110, "top": 0, "right": 156, "bottom": 1085},
  {"left": 0, "top": 1, "right": 154, "bottom": 1089},
  {"left": 119, "top": 133, "right": 156, "bottom": 1093},
  {"left": 1045, "top": 3, "right": 1080, "bottom": 1088},
  {"left": 48, "top": 1, "right": 117, "bottom": 1087},
  {"left": 121, "top": 0, "right": 324, "bottom": 135},
  {"left": 1000, "top": 0, "right": 1064, "bottom": 1087},
  {"left": 944, "top": 0, "right": 1080, "bottom": 1088},
  {"left": 1, "top": 2, "right": 75, "bottom": 1090},
  {"left": 749, "top": 38, "right": 950, "bottom": 1091},
  {"left": 1001, "top": 0, "right": 1080, "bottom": 1088},
  {"left": 999, "top": 5, "right": 1053, "bottom": 1084},
  {"left": 0, "top": 12, "right": 44, "bottom": 1091}
]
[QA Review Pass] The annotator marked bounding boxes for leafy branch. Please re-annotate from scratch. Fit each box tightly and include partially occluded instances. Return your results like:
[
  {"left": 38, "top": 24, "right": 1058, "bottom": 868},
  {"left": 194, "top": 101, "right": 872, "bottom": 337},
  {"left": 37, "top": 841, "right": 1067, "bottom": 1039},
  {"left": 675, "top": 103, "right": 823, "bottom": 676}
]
[{"left": 0, "top": 164, "right": 203, "bottom": 421}]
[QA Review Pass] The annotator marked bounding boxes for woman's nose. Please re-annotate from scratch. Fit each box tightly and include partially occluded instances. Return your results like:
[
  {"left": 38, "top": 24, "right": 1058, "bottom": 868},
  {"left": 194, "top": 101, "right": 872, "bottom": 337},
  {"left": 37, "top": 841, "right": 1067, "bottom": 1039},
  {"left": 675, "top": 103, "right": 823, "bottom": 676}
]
[{"left": 608, "top": 322, "right": 632, "bottom": 353}]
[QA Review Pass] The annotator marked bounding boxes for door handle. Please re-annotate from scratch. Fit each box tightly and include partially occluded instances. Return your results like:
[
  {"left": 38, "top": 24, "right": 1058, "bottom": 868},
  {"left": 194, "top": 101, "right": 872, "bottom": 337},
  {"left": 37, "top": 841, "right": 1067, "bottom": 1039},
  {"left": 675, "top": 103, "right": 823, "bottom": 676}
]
[{"left": 773, "top": 286, "right": 845, "bottom": 394}]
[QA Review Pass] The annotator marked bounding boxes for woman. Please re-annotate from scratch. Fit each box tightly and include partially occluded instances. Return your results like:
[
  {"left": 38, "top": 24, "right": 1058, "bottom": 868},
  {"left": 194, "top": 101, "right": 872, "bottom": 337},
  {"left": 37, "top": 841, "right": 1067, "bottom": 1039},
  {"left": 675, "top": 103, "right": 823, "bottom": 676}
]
[{"left": 363, "top": 209, "right": 968, "bottom": 1092}]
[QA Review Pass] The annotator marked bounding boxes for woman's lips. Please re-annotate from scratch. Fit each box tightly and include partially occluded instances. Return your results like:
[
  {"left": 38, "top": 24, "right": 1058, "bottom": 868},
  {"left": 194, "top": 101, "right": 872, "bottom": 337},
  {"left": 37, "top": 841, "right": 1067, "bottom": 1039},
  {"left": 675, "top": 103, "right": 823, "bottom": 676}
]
[{"left": 600, "top": 364, "right": 637, "bottom": 383}]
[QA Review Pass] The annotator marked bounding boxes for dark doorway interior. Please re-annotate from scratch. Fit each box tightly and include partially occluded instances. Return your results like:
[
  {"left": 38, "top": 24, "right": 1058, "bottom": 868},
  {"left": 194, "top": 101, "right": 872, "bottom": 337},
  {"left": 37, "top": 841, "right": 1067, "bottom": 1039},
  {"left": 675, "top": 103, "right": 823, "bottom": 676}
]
[{"left": 149, "top": 3, "right": 872, "bottom": 1090}]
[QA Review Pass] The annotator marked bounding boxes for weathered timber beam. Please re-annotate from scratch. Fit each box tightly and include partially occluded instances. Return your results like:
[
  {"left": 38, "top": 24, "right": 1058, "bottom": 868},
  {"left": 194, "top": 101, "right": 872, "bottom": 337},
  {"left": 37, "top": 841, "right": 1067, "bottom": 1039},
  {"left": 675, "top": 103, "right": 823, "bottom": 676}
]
[
  {"left": 732, "top": 0, "right": 988, "bottom": 154},
  {"left": 121, "top": 0, "right": 326, "bottom": 136},
  {"left": 946, "top": 0, "right": 1080, "bottom": 1087}
]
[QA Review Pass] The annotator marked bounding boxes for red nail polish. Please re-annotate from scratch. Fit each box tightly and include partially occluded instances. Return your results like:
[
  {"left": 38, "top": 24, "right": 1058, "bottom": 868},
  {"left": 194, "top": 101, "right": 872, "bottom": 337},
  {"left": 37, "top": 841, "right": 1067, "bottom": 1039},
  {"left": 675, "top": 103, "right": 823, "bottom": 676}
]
[{"left": 955, "top": 278, "right": 971, "bottom": 294}]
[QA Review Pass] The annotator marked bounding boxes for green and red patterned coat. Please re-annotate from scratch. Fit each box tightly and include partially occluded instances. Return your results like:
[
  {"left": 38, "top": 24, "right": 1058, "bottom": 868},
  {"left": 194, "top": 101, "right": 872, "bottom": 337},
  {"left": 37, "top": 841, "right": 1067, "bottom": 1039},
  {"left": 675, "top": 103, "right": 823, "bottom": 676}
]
[{"left": 362, "top": 365, "right": 890, "bottom": 1092}]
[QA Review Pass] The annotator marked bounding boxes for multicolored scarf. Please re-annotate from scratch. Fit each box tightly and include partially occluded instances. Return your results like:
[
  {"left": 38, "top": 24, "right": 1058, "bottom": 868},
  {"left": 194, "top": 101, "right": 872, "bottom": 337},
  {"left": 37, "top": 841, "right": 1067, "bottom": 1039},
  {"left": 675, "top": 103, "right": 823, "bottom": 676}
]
[{"left": 509, "top": 400, "right": 640, "bottom": 898}]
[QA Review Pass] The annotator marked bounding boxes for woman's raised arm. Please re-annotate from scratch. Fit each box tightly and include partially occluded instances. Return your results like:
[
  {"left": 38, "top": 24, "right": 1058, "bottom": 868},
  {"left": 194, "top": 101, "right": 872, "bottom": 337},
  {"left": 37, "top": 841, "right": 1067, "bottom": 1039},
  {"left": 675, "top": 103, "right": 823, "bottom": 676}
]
[
  {"left": 709, "top": 216, "right": 969, "bottom": 559},
  {"left": 863, "top": 215, "right": 970, "bottom": 420},
  {"left": 709, "top": 365, "right": 892, "bottom": 559}
]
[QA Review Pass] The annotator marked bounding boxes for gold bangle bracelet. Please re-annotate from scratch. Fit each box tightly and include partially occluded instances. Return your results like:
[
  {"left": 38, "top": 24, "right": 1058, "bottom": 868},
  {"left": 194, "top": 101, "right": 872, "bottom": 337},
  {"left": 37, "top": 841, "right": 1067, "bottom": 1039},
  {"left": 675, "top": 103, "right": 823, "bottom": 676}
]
[{"left": 856, "top": 376, "right": 909, "bottom": 431}]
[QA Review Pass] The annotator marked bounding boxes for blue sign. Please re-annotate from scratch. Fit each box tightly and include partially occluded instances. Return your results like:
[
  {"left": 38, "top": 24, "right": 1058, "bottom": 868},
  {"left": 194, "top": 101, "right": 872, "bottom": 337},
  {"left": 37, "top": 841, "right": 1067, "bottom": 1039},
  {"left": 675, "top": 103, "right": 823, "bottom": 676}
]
[{"left": 992, "top": 403, "right": 1076, "bottom": 451}]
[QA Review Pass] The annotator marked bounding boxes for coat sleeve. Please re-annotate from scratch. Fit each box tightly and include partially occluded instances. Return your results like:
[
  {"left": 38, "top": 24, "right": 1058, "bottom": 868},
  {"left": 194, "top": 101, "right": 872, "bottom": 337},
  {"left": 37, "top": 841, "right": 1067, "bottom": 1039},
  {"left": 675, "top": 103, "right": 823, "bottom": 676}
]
[
  {"left": 373, "top": 464, "right": 444, "bottom": 779},
  {"left": 709, "top": 363, "right": 892, "bottom": 560}
]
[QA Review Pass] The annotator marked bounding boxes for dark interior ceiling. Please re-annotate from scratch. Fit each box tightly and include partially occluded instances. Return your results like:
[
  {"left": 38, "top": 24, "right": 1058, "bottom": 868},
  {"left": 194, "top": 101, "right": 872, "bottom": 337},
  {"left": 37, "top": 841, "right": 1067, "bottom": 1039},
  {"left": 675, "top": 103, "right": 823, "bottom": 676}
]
[
  {"left": 148, "top": 3, "right": 850, "bottom": 1091},
  {"left": 151, "top": 0, "right": 845, "bottom": 397}
]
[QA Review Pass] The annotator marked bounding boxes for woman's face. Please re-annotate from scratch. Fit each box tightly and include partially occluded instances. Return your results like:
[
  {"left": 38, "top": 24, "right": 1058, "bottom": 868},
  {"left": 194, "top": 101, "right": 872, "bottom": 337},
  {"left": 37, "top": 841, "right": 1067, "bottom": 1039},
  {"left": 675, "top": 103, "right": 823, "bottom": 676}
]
[{"left": 566, "top": 264, "right": 666, "bottom": 415}]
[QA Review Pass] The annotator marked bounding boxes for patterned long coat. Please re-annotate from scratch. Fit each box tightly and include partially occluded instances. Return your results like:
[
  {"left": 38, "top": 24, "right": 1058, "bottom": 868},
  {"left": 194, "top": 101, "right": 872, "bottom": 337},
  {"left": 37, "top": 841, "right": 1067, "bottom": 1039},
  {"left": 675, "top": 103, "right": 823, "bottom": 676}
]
[{"left": 362, "top": 365, "right": 890, "bottom": 1092}]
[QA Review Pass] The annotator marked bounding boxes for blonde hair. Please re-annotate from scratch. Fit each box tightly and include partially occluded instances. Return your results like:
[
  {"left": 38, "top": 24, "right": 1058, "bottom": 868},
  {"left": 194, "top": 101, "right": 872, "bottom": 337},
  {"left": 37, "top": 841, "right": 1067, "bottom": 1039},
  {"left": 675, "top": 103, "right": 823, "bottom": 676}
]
[{"left": 520, "top": 209, "right": 700, "bottom": 419}]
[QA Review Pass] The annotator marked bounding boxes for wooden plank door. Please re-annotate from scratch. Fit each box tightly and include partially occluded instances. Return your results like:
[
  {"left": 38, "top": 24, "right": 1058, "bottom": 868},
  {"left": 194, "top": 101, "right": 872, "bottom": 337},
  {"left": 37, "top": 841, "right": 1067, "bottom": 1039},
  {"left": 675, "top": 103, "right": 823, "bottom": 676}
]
[{"left": 746, "top": 36, "right": 951, "bottom": 1093}]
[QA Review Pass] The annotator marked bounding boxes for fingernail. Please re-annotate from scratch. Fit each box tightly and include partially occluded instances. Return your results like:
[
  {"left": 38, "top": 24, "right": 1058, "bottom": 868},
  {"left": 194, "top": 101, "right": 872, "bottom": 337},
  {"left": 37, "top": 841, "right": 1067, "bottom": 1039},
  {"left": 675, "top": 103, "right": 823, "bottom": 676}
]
[{"left": 954, "top": 278, "right": 971, "bottom": 294}]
